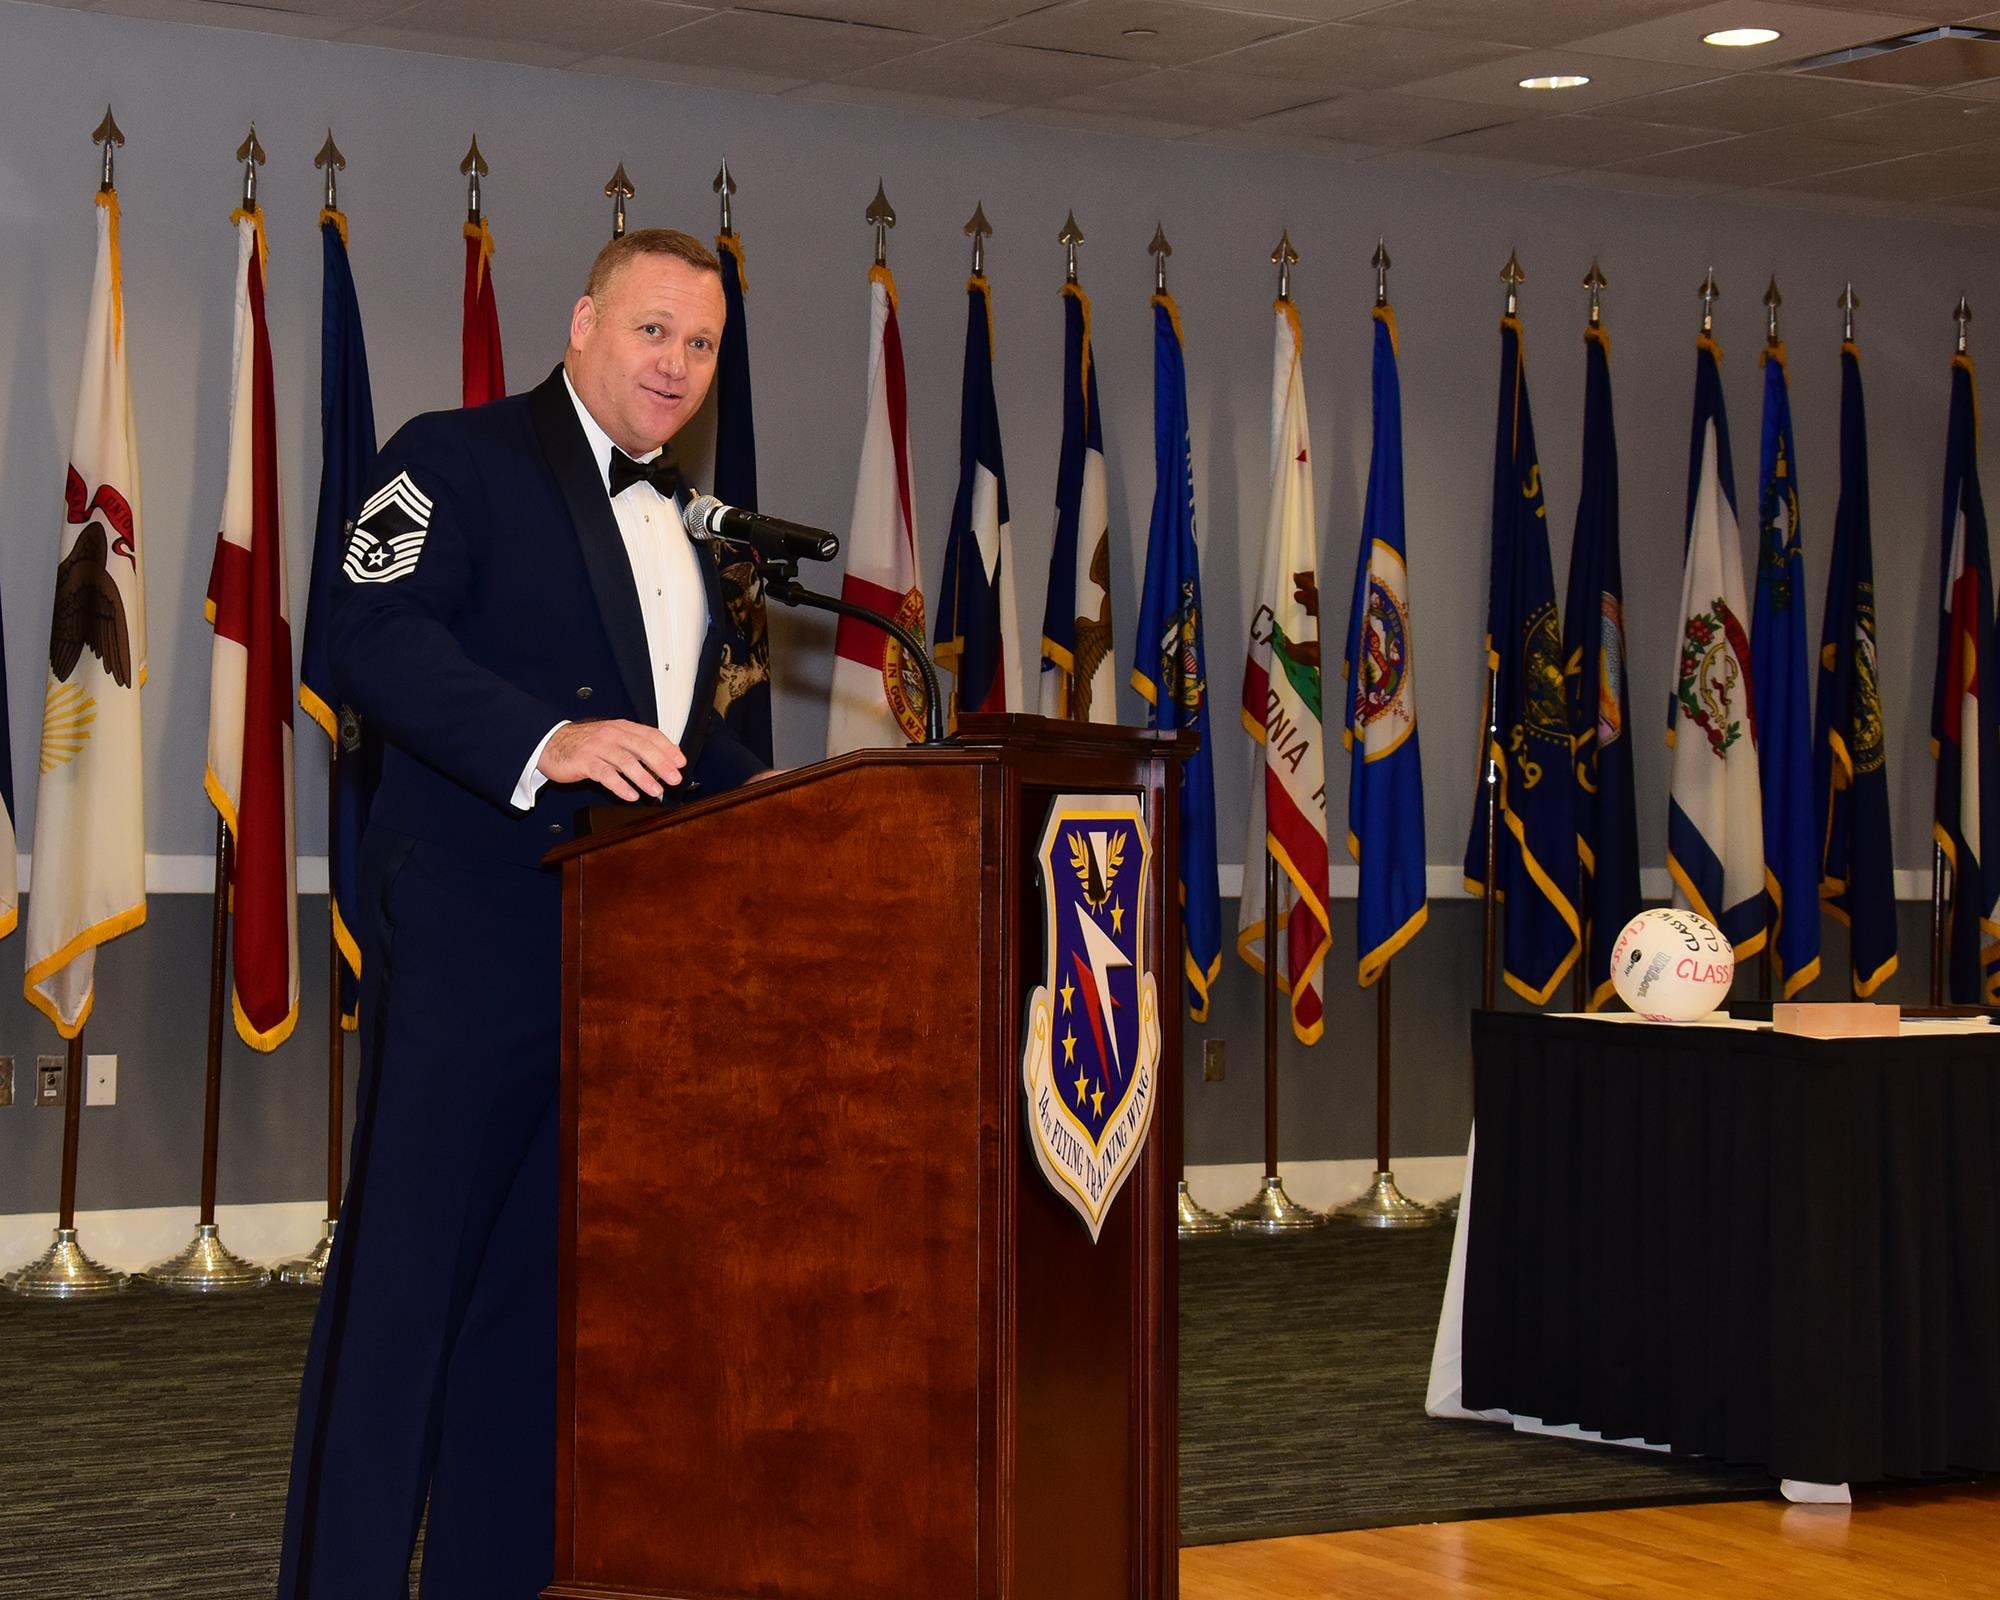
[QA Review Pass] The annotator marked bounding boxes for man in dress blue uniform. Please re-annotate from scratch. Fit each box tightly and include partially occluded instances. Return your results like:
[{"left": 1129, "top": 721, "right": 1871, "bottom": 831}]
[{"left": 278, "top": 228, "right": 765, "bottom": 1598}]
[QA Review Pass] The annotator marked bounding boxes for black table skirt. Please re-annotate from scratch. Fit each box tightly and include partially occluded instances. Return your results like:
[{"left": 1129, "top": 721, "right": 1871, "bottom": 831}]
[{"left": 1460, "top": 1011, "right": 2000, "bottom": 1485}]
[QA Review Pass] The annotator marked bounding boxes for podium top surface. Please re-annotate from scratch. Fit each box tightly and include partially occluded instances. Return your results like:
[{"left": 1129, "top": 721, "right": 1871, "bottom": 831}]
[{"left": 543, "top": 713, "right": 1196, "bottom": 868}]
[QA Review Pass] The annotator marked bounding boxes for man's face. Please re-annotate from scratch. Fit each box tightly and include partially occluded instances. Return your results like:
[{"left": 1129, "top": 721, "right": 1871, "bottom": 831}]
[{"left": 567, "top": 254, "right": 726, "bottom": 456}]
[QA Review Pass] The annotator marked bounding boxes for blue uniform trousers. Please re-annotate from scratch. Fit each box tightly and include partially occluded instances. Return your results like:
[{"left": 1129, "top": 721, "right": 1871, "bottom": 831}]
[{"left": 279, "top": 825, "right": 562, "bottom": 1598}]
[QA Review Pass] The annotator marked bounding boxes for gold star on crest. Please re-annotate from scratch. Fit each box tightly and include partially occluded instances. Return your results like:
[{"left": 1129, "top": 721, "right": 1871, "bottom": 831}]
[
  {"left": 1091, "top": 1085, "right": 1104, "bottom": 1117},
  {"left": 1062, "top": 1029, "right": 1077, "bottom": 1064},
  {"left": 1074, "top": 1070, "right": 1089, "bottom": 1106},
  {"left": 1110, "top": 899, "right": 1125, "bottom": 934},
  {"left": 1059, "top": 975, "right": 1075, "bottom": 1013}
]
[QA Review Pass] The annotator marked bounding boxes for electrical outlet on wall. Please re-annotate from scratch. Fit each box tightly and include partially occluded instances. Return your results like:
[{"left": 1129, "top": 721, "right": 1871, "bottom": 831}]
[
  {"left": 36, "top": 1056, "right": 65, "bottom": 1108},
  {"left": 86, "top": 1055, "right": 117, "bottom": 1107},
  {"left": 1203, "top": 1039, "right": 1226, "bottom": 1083}
]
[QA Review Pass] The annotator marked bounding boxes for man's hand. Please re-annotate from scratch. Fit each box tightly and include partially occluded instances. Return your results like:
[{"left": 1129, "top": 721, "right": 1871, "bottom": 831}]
[{"left": 538, "top": 720, "right": 685, "bottom": 801}]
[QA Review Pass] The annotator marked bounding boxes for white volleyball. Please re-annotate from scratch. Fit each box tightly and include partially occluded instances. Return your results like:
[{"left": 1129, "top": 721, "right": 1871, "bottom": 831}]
[{"left": 1609, "top": 907, "right": 1735, "bottom": 1021}]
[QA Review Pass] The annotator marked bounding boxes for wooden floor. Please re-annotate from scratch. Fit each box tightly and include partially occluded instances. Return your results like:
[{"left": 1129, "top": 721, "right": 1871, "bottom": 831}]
[{"left": 1179, "top": 1482, "right": 2000, "bottom": 1598}]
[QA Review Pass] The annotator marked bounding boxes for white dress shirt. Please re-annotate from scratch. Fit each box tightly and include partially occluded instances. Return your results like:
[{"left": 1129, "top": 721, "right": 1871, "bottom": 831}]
[{"left": 510, "top": 373, "right": 710, "bottom": 810}]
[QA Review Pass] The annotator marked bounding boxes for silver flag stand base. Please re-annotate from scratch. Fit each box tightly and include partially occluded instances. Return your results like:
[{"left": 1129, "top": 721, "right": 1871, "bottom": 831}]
[
  {"left": 1177, "top": 1180, "right": 1231, "bottom": 1238},
  {"left": 276, "top": 1218, "right": 337, "bottom": 1288},
  {"left": 138, "top": 1223, "right": 271, "bottom": 1293},
  {"left": 4, "top": 1228, "right": 129, "bottom": 1298},
  {"left": 1227, "top": 1174, "right": 1326, "bottom": 1233},
  {"left": 1331, "top": 1169, "right": 1440, "bottom": 1229}
]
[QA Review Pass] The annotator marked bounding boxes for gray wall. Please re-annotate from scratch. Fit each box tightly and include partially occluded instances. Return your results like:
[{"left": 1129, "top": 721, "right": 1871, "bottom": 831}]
[{"left": 0, "top": 2, "right": 1994, "bottom": 1213}]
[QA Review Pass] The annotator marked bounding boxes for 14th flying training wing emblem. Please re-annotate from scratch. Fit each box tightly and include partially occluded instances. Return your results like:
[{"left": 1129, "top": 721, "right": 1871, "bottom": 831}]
[{"left": 1022, "top": 793, "right": 1161, "bottom": 1241}]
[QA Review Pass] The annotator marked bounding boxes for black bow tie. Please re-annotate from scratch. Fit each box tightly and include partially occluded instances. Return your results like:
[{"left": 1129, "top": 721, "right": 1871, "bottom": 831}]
[{"left": 607, "top": 448, "right": 681, "bottom": 501}]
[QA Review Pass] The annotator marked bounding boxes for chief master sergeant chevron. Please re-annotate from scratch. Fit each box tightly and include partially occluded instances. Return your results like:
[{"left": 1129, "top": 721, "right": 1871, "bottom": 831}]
[{"left": 277, "top": 227, "right": 766, "bottom": 1599}]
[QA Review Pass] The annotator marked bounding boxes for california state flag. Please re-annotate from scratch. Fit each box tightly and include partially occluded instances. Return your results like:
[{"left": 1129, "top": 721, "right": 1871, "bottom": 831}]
[
  {"left": 826, "top": 264, "right": 927, "bottom": 754},
  {"left": 24, "top": 187, "right": 149, "bottom": 1036},
  {"left": 1237, "top": 299, "right": 1331, "bottom": 1043},
  {"left": 204, "top": 207, "right": 298, "bottom": 1050}
]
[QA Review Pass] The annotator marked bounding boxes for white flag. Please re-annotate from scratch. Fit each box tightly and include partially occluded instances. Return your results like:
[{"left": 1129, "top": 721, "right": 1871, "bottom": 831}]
[
  {"left": 25, "top": 188, "right": 148, "bottom": 1036},
  {"left": 827, "top": 265, "right": 928, "bottom": 754}
]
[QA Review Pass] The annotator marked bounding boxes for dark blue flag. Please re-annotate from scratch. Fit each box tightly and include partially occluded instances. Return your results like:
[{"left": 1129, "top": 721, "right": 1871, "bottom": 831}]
[
  {"left": 299, "top": 208, "right": 378, "bottom": 1027},
  {"left": 1562, "top": 322, "right": 1638, "bottom": 1010},
  {"left": 1464, "top": 313, "right": 1579, "bottom": 1004},
  {"left": 711, "top": 230, "right": 772, "bottom": 764},
  {"left": 935, "top": 274, "right": 1015, "bottom": 723},
  {"left": 1132, "top": 292, "right": 1221, "bottom": 1021},
  {"left": 1814, "top": 339, "right": 1897, "bottom": 996}
]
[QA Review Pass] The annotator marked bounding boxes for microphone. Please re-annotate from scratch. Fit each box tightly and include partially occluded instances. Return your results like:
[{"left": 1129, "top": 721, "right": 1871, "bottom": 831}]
[{"left": 681, "top": 494, "right": 840, "bottom": 564}]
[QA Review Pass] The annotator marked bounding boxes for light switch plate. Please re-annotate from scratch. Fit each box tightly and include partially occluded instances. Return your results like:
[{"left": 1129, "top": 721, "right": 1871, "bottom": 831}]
[{"left": 86, "top": 1054, "right": 116, "bottom": 1107}]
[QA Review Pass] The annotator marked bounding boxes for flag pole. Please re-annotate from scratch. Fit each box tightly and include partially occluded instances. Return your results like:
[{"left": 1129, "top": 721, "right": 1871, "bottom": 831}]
[
  {"left": 1572, "top": 260, "right": 1607, "bottom": 1013},
  {"left": 1758, "top": 276, "right": 1785, "bottom": 1004},
  {"left": 1228, "top": 230, "right": 1324, "bottom": 1236},
  {"left": 605, "top": 162, "right": 633, "bottom": 241},
  {"left": 1479, "top": 254, "right": 1525, "bottom": 1012},
  {"left": 144, "top": 130, "right": 274, "bottom": 1293},
  {"left": 1932, "top": 299, "right": 1972, "bottom": 1005}
]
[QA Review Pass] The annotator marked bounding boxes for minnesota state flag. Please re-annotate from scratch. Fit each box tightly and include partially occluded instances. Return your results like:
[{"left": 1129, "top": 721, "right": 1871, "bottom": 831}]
[
  {"left": 1133, "top": 290, "right": 1221, "bottom": 1021},
  {"left": 1345, "top": 304, "right": 1427, "bottom": 986},
  {"left": 1464, "top": 312, "right": 1579, "bottom": 1004},
  {"left": 1752, "top": 342, "right": 1821, "bottom": 995},
  {"left": 1815, "top": 337, "right": 1897, "bottom": 996}
]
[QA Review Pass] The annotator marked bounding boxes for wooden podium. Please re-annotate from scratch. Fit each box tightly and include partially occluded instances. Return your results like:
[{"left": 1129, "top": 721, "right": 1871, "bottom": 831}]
[{"left": 543, "top": 715, "right": 1191, "bottom": 1600}]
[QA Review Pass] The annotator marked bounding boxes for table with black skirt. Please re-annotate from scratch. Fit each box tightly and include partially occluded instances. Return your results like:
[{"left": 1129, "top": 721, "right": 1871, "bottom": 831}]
[{"left": 1427, "top": 1010, "right": 2000, "bottom": 1491}]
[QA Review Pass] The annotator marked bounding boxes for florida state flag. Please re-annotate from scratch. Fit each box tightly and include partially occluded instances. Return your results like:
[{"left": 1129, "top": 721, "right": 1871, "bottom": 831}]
[
  {"left": 462, "top": 215, "right": 504, "bottom": 406},
  {"left": 205, "top": 206, "right": 298, "bottom": 1050}
]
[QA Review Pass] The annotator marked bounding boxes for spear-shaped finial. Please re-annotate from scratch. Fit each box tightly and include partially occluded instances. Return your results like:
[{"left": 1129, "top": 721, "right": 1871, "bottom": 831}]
[
  {"left": 1500, "top": 249, "right": 1524, "bottom": 317},
  {"left": 714, "top": 158, "right": 736, "bottom": 235},
  {"left": 315, "top": 130, "right": 345, "bottom": 212},
  {"left": 1372, "top": 237, "right": 1391, "bottom": 308},
  {"left": 1699, "top": 267, "right": 1720, "bottom": 335},
  {"left": 1957, "top": 294, "right": 1972, "bottom": 354},
  {"left": 1764, "top": 275, "right": 1782, "bottom": 346},
  {"left": 93, "top": 106, "right": 125, "bottom": 193},
  {"left": 604, "top": 162, "right": 634, "bottom": 240},
  {"left": 1059, "top": 209, "right": 1083, "bottom": 284},
  {"left": 1149, "top": 222, "right": 1171, "bottom": 292},
  {"left": 236, "top": 124, "right": 266, "bottom": 209},
  {"left": 460, "top": 136, "right": 488, "bottom": 224},
  {"left": 1271, "top": 228, "right": 1298, "bottom": 303},
  {"left": 865, "top": 179, "right": 895, "bottom": 266},
  {"left": 1583, "top": 259, "right": 1606, "bottom": 327},
  {"left": 1838, "top": 282, "right": 1859, "bottom": 342},
  {"left": 965, "top": 201, "right": 992, "bottom": 276}
]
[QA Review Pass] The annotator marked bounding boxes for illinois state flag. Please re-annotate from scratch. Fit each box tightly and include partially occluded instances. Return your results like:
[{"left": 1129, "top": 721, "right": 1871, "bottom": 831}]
[
  {"left": 1238, "top": 297, "right": 1330, "bottom": 1043},
  {"left": 1133, "top": 291, "right": 1221, "bottom": 1021},
  {"left": 827, "top": 265, "right": 928, "bottom": 754},
  {"left": 1668, "top": 336, "right": 1765, "bottom": 961},
  {"left": 1752, "top": 344, "right": 1821, "bottom": 995},
  {"left": 299, "top": 205, "right": 378, "bottom": 1028},
  {"left": 1463, "top": 313, "right": 1579, "bottom": 1004},
  {"left": 1930, "top": 350, "right": 2000, "bottom": 1002},
  {"left": 205, "top": 207, "right": 299, "bottom": 1050},
  {"left": 1562, "top": 322, "right": 1639, "bottom": 1011},
  {"left": 1815, "top": 338, "right": 1897, "bottom": 996},
  {"left": 1345, "top": 304, "right": 1426, "bottom": 986},
  {"left": 462, "top": 215, "right": 504, "bottom": 407},
  {"left": 1040, "top": 279, "right": 1116, "bottom": 722},
  {"left": 25, "top": 186, "right": 148, "bottom": 1036},
  {"left": 934, "top": 273, "right": 1022, "bottom": 723}
]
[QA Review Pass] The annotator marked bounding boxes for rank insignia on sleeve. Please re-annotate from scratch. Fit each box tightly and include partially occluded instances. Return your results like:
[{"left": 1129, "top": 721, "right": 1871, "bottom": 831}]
[
  {"left": 1021, "top": 793, "right": 1161, "bottom": 1242},
  {"left": 342, "top": 471, "right": 434, "bottom": 584}
]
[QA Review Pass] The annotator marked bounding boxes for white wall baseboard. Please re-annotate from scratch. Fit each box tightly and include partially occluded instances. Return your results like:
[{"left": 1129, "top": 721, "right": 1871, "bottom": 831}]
[
  {"left": 1183, "top": 1155, "right": 1467, "bottom": 1214},
  {"left": 0, "top": 1202, "right": 329, "bottom": 1276}
]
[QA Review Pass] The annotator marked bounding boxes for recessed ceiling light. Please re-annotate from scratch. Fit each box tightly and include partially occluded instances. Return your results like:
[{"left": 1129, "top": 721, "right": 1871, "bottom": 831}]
[
  {"left": 1518, "top": 73, "right": 1591, "bottom": 89},
  {"left": 1704, "top": 26, "right": 1781, "bottom": 47}
]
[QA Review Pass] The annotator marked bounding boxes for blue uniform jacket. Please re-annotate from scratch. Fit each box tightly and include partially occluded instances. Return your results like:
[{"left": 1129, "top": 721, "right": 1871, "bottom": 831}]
[{"left": 330, "top": 364, "right": 766, "bottom": 866}]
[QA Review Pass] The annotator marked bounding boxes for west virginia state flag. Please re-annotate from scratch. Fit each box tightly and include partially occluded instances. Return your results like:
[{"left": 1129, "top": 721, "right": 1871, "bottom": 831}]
[
  {"left": 1931, "top": 350, "right": 2000, "bottom": 1002},
  {"left": 298, "top": 205, "right": 378, "bottom": 1029},
  {"left": 711, "top": 227, "right": 772, "bottom": 764},
  {"left": 827, "top": 265, "right": 927, "bottom": 754},
  {"left": 1464, "top": 313, "right": 1579, "bottom": 1004},
  {"left": 1669, "top": 335, "right": 1765, "bottom": 960},
  {"left": 205, "top": 206, "right": 298, "bottom": 1050},
  {"left": 1345, "top": 304, "right": 1426, "bottom": 987},
  {"left": 935, "top": 273, "right": 1022, "bottom": 723},
  {"left": 1040, "top": 279, "right": 1116, "bottom": 723},
  {"left": 25, "top": 184, "right": 148, "bottom": 1036},
  {"left": 1563, "top": 322, "right": 1638, "bottom": 1011},
  {"left": 1752, "top": 344, "right": 1821, "bottom": 995},
  {"left": 1133, "top": 291, "right": 1220, "bottom": 1021},
  {"left": 462, "top": 214, "right": 504, "bottom": 406},
  {"left": 1815, "top": 338, "right": 1897, "bottom": 997},
  {"left": 1238, "top": 297, "right": 1331, "bottom": 1044}
]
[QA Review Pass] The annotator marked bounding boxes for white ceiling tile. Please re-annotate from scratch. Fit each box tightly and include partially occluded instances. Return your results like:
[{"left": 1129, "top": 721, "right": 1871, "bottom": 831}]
[
  {"left": 1205, "top": 20, "right": 1524, "bottom": 88},
  {"left": 1798, "top": 0, "right": 1992, "bottom": 15},
  {"left": 1173, "top": 0, "right": 1389, "bottom": 19},
  {"left": 982, "top": 0, "right": 1304, "bottom": 65},
  {"left": 1815, "top": 91, "right": 2000, "bottom": 145},
  {"left": 786, "top": 80, "right": 1010, "bottom": 116},
  {"left": 86, "top": 0, "right": 356, "bottom": 32},
  {"left": 337, "top": 21, "right": 602, "bottom": 65},
  {"left": 1397, "top": 48, "right": 1715, "bottom": 107},
  {"left": 1352, "top": 0, "right": 1709, "bottom": 50},
  {"left": 1379, "top": 146, "right": 1570, "bottom": 181},
  {"left": 613, "top": 8, "right": 935, "bottom": 77},
  {"left": 573, "top": 52, "right": 807, "bottom": 91},
  {"left": 1183, "top": 124, "right": 1378, "bottom": 155},
  {"left": 1256, "top": 89, "right": 1525, "bottom": 143},
  {"left": 1588, "top": 70, "right": 1910, "bottom": 129},
  {"left": 1545, "top": 166, "right": 1732, "bottom": 197},
  {"left": 1567, "top": 3, "right": 1920, "bottom": 72},
  {"left": 734, "top": 0, "right": 1039, "bottom": 32},
  {"left": 1057, "top": 67, "right": 1335, "bottom": 125},
  {"left": 1766, "top": 135, "right": 2000, "bottom": 193},
  {"left": 989, "top": 102, "right": 1208, "bottom": 138},
  {"left": 1431, "top": 113, "right": 1730, "bottom": 164},
  {"left": 833, "top": 39, "right": 1147, "bottom": 99},
  {"left": 351, "top": 0, "right": 700, "bottom": 54},
  {"left": 1596, "top": 125, "right": 1880, "bottom": 182}
]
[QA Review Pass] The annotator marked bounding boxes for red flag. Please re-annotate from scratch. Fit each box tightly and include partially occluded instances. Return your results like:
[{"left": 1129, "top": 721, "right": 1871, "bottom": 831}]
[
  {"left": 462, "top": 217, "right": 504, "bottom": 406},
  {"left": 205, "top": 207, "right": 298, "bottom": 1050}
]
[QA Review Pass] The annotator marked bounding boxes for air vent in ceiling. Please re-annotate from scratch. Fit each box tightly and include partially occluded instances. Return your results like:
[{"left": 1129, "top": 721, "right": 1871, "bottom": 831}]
[{"left": 1794, "top": 25, "right": 2000, "bottom": 89}]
